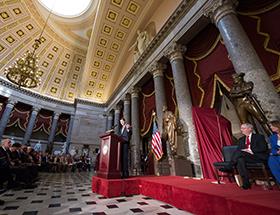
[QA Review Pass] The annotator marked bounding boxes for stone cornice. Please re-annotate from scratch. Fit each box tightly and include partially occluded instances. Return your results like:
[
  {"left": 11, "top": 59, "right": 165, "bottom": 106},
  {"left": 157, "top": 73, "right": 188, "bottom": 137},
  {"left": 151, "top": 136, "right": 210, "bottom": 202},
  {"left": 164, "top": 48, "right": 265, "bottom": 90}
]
[
  {"left": 0, "top": 78, "right": 74, "bottom": 107},
  {"left": 74, "top": 98, "right": 106, "bottom": 108},
  {"left": 106, "top": 0, "right": 196, "bottom": 105}
]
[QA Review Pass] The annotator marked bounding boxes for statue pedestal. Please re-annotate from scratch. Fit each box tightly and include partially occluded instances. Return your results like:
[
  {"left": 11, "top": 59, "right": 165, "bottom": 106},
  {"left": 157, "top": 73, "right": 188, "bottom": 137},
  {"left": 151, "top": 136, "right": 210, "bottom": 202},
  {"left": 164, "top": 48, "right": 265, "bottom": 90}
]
[{"left": 173, "top": 157, "right": 193, "bottom": 176}]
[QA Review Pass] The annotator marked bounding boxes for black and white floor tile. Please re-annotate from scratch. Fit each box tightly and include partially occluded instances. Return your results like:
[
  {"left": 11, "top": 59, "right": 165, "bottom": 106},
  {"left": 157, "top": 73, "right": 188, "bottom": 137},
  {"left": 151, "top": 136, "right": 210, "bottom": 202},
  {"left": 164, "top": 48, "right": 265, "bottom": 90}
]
[{"left": 0, "top": 172, "right": 192, "bottom": 215}]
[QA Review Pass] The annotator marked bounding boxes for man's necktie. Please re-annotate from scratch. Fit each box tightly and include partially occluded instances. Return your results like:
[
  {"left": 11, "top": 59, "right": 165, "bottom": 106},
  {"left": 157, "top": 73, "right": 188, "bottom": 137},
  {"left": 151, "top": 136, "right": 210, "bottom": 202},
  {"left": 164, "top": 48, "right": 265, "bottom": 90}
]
[{"left": 245, "top": 136, "right": 250, "bottom": 149}]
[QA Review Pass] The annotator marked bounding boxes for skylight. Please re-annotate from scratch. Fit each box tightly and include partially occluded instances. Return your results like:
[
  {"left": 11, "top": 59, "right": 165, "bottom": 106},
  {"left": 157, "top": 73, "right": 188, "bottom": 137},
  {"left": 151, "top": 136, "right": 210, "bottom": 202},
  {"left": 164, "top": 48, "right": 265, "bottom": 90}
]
[{"left": 39, "top": 0, "right": 92, "bottom": 18}]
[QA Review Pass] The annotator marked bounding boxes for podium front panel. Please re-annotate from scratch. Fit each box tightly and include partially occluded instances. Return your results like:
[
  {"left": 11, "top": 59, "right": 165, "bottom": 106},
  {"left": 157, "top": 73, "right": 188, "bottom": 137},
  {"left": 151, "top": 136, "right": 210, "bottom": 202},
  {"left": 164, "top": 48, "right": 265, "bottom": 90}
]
[{"left": 97, "top": 133, "right": 122, "bottom": 179}]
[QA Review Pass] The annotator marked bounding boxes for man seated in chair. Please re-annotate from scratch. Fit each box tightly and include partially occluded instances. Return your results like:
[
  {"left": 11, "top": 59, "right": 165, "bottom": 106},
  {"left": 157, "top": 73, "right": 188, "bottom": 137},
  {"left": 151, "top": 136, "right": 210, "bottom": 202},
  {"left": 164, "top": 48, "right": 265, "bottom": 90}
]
[{"left": 231, "top": 123, "right": 269, "bottom": 189}]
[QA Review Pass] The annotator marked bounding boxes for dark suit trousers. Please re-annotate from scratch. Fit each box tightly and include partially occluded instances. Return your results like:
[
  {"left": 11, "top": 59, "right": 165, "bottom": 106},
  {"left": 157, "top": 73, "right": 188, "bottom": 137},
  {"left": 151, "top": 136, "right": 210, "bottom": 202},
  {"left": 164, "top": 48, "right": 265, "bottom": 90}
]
[
  {"left": 231, "top": 150, "right": 264, "bottom": 180},
  {"left": 121, "top": 142, "right": 129, "bottom": 178}
]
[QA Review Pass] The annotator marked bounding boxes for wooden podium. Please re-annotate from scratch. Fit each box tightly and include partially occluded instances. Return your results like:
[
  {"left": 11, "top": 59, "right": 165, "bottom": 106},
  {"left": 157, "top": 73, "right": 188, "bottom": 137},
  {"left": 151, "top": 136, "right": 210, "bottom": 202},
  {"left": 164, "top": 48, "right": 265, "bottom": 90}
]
[{"left": 97, "top": 132, "right": 123, "bottom": 179}]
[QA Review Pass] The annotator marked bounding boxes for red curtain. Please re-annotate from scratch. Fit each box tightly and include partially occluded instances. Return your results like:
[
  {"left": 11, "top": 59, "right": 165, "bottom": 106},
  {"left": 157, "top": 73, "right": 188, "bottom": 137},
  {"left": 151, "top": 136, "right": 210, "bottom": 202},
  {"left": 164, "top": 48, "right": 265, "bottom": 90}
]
[
  {"left": 139, "top": 77, "right": 155, "bottom": 136},
  {"left": 184, "top": 25, "right": 235, "bottom": 108},
  {"left": 33, "top": 111, "right": 52, "bottom": 134},
  {"left": 6, "top": 105, "right": 30, "bottom": 131},
  {"left": 56, "top": 115, "right": 69, "bottom": 137},
  {"left": 192, "top": 107, "right": 233, "bottom": 179},
  {"left": 164, "top": 63, "right": 177, "bottom": 113},
  {"left": 238, "top": 3, "right": 280, "bottom": 90}
]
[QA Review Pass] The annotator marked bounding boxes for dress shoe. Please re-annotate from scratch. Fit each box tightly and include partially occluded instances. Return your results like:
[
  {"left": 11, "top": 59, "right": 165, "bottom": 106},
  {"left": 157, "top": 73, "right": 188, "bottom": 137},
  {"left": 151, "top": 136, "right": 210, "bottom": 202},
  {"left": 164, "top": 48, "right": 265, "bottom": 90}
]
[{"left": 242, "top": 181, "right": 251, "bottom": 190}]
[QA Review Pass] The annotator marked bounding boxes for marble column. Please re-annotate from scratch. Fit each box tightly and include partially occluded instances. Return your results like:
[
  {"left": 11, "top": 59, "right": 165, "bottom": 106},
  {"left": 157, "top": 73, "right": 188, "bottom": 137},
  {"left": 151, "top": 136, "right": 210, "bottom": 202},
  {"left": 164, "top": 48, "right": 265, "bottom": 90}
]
[
  {"left": 107, "top": 112, "right": 113, "bottom": 130},
  {"left": 123, "top": 93, "right": 131, "bottom": 124},
  {"left": 65, "top": 115, "right": 75, "bottom": 154},
  {"left": 114, "top": 105, "right": 121, "bottom": 134},
  {"left": 0, "top": 99, "right": 16, "bottom": 140},
  {"left": 47, "top": 112, "right": 60, "bottom": 145},
  {"left": 131, "top": 87, "right": 141, "bottom": 175},
  {"left": 22, "top": 107, "right": 40, "bottom": 145},
  {"left": 149, "top": 62, "right": 167, "bottom": 133},
  {"left": 204, "top": 0, "right": 280, "bottom": 119},
  {"left": 149, "top": 62, "right": 170, "bottom": 175},
  {"left": 165, "top": 42, "right": 201, "bottom": 177}
]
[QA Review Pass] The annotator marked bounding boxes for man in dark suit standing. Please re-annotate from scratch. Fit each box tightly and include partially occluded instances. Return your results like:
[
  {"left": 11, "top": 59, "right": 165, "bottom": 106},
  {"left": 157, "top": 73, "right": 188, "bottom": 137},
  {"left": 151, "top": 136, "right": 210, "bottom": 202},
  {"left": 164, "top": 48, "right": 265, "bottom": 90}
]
[
  {"left": 119, "top": 118, "right": 132, "bottom": 178},
  {"left": 232, "top": 123, "right": 269, "bottom": 189}
]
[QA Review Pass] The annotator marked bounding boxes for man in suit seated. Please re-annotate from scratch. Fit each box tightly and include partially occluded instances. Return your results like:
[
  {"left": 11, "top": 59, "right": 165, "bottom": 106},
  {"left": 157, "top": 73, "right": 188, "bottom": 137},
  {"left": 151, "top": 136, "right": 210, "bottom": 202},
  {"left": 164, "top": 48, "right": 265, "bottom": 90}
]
[{"left": 231, "top": 123, "right": 269, "bottom": 189}]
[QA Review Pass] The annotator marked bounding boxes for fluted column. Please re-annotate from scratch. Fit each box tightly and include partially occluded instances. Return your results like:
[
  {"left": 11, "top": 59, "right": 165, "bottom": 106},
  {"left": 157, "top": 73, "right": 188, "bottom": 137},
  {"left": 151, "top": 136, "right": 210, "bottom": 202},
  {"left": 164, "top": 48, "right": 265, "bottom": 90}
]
[
  {"left": 47, "top": 112, "right": 60, "bottom": 145},
  {"left": 204, "top": 0, "right": 280, "bottom": 119},
  {"left": 107, "top": 112, "right": 113, "bottom": 130},
  {"left": 22, "top": 107, "right": 40, "bottom": 145},
  {"left": 149, "top": 62, "right": 167, "bottom": 133},
  {"left": 0, "top": 99, "right": 16, "bottom": 140},
  {"left": 123, "top": 93, "right": 131, "bottom": 124},
  {"left": 114, "top": 105, "right": 121, "bottom": 134},
  {"left": 165, "top": 42, "right": 201, "bottom": 176},
  {"left": 65, "top": 115, "right": 75, "bottom": 154},
  {"left": 131, "top": 87, "right": 141, "bottom": 175}
]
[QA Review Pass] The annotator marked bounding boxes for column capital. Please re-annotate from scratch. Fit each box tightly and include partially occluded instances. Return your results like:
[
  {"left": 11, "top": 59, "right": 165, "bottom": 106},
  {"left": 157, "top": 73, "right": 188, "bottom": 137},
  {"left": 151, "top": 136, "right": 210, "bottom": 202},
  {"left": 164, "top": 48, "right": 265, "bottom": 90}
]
[
  {"left": 53, "top": 112, "right": 60, "bottom": 119},
  {"left": 32, "top": 106, "right": 41, "bottom": 114},
  {"left": 164, "top": 42, "right": 186, "bottom": 63},
  {"left": 7, "top": 98, "right": 17, "bottom": 106},
  {"left": 115, "top": 104, "right": 121, "bottom": 113},
  {"left": 131, "top": 87, "right": 141, "bottom": 98},
  {"left": 149, "top": 62, "right": 166, "bottom": 78},
  {"left": 124, "top": 93, "right": 131, "bottom": 105},
  {"left": 203, "top": 0, "right": 238, "bottom": 25}
]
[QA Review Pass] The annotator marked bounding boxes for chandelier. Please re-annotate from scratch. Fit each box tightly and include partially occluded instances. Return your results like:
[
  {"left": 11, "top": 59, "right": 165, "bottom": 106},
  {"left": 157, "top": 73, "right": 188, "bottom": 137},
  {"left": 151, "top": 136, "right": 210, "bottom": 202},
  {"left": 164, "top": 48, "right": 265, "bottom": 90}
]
[{"left": 4, "top": 8, "right": 53, "bottom": 88}]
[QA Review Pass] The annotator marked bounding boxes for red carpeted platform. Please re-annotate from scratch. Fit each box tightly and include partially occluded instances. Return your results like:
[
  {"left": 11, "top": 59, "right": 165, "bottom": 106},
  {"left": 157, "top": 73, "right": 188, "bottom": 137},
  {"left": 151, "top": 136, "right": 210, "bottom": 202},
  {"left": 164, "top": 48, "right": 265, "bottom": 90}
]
[{"left": 92, "top": 176, "right": 280, "bottom": 215}]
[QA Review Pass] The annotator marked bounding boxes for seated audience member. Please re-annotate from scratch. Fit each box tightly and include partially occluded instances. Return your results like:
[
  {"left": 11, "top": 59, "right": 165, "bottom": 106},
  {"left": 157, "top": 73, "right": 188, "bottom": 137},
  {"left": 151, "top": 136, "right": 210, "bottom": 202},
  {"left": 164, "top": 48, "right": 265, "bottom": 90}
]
[
  {"left": 0, "top": 139, "right": 16, "bottom": 189},
  {"left": 268, "top": 120, "right": 280, "bottom": 184},
  {"left": 231, "top": 123, "right": 269, "bottom": 189}
]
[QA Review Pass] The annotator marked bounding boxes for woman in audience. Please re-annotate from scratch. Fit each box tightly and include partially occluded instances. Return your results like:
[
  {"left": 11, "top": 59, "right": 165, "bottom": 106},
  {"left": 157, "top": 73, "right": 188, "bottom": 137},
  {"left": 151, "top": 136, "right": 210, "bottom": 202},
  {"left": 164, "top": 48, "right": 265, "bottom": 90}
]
[{"left": 268, "top": 120, "right": 280, "bottom": 184}]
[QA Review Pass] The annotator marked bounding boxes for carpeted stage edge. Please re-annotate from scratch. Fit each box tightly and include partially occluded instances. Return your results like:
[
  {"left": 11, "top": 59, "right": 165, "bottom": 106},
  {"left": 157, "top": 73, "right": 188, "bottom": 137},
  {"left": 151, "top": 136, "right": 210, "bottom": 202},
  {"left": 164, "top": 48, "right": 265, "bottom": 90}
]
[{"left": 92, "top": 176, "right": 280, "bottom": 215}]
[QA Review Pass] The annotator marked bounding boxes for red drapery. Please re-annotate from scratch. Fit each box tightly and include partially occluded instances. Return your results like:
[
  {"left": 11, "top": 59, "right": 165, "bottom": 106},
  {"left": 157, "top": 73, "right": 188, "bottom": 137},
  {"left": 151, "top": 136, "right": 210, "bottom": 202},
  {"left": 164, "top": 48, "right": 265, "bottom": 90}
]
[
  {"left": 6, "top": 104, "right": 30, "bottom": 131},
  {"left": 184, "top": 2, "right": 280, "bottom": 108},
  {"left": 139, "top": 78, "right": 155, "bottom": 136},
  {"left": 192, "top": 107, "right": 233, "bottom": 179},
  {"left": 56, "top": 114, "right": 69, "bottom": 138},
  {"left": 33, "top": 111, "right": 52, "bottom": 134},
  {"left": 164, "top": 63, "right": 177, "bottom": 113}
]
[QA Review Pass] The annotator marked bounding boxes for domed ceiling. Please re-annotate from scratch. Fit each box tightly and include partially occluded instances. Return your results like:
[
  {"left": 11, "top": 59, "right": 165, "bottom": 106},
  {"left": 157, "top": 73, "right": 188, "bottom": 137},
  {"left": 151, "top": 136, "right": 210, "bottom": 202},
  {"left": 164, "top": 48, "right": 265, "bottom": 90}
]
[{"left": 0, "top": 0, "right": 181, "bottom": 103}]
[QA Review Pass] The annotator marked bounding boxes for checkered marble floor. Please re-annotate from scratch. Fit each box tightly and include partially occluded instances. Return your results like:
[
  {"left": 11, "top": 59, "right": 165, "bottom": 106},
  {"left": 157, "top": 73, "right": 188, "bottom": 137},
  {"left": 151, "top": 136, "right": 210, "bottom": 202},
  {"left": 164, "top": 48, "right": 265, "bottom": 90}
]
[{"left": 0, "top": 172, "right": 192, "bottom": 215}]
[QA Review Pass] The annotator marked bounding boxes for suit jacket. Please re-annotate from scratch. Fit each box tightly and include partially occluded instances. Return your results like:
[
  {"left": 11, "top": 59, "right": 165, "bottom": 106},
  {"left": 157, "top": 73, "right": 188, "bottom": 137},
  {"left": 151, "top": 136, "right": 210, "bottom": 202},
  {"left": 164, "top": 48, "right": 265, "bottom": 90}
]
[
  {"left": 0, "top": 147, "right": 10, "bottom": 168},
  {"left": 238, "top": 133, "right": 269, "bottom": 161},
  {"left": 269, "top": 133, "right": 280, "bottom": 156},
  {"left": 120, "top": 125, "right": 132, "bottom": 143}
]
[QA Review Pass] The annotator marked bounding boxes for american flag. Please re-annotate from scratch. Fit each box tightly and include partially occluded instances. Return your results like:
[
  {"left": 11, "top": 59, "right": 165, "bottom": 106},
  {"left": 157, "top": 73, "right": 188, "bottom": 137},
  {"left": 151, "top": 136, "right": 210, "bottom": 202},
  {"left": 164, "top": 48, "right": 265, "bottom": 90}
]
[{"left": 151, "top": 118, "right": 163, "bottom": 160}]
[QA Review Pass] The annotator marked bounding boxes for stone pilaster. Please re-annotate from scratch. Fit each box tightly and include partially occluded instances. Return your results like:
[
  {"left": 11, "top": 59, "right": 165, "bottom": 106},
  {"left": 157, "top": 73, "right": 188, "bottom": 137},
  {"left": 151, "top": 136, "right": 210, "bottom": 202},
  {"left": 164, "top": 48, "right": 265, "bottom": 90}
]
[
  {"left": 131, "top": 87, "right": 141, "bottom": 175},
  {"left": 204, "top": 0, "right": 280, "bottom": 119},
  {"left": 165, "top": 42, "right": 201, "bottom": 177},
  {"left": 114, "top": 105, "right": 121, "bottom": 134},
  {"left": 47, "top": 112, "right": 60, "bottom": 145},
  {"left": 22, "top": 106, "right": 40, "bottom": 145},
  {"left": 65, "top": 115, "right": 75, "bottom": 154},
  {"left": 0, "top": 99, "right": 17, "bottom": 140},
  {"left": 123, "top": 93, "right": 131, "bottom": 124}
]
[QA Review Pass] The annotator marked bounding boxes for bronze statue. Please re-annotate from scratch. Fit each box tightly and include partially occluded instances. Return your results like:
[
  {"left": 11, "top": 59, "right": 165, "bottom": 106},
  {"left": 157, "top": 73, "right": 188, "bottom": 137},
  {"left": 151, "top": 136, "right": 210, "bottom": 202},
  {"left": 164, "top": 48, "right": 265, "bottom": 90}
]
[
  {"left": 162, "top": 106, "right": 177, "bottom": 155},
  {"left": 229, "top": 73, "right": 271, "bottom": 134}
]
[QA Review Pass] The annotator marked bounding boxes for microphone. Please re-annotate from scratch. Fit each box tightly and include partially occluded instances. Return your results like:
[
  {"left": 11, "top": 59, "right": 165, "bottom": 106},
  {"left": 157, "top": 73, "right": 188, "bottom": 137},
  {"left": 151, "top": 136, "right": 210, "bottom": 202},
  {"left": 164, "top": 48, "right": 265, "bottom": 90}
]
[{"left": 112, "top": 124, "right": 118, "bottom": 129}]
